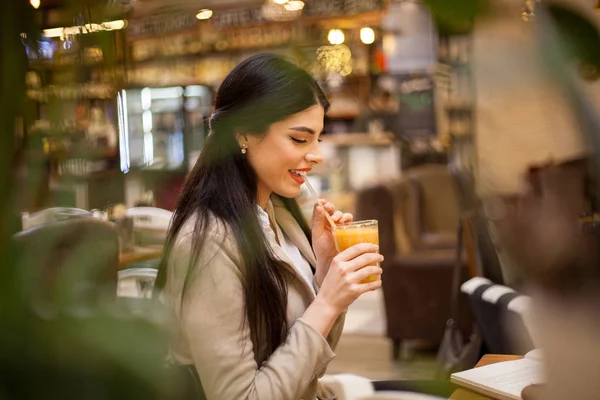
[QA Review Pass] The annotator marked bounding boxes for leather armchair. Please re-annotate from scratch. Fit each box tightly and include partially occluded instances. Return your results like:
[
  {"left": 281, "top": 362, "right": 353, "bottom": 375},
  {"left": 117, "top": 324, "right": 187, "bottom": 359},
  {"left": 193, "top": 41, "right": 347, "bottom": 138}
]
[{"left": 355, "top": 165, "right": 469, "bottom": 359}]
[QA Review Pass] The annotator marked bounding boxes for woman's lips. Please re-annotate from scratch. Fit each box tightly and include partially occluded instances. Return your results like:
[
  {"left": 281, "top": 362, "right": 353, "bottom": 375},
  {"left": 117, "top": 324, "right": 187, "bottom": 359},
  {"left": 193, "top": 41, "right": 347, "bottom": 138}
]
[{"left": 289, "top": 170, "right": 306, "bottom": 184}]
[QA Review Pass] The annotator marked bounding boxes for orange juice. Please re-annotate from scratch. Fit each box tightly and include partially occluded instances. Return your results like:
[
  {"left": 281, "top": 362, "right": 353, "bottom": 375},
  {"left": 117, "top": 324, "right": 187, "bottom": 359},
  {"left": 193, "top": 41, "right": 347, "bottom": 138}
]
[{"left": 333, "top": 220, "right": 380, "bottom": 283}]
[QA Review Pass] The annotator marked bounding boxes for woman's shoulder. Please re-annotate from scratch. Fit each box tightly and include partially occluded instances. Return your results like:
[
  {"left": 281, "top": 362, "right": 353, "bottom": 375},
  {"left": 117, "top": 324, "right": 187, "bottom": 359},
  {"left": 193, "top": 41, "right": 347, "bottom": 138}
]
[
  {"left": 173, "top": 212, "right": 236, "bottom": 252},
  {"left": 167, "top": 212, "right": 243, "bottom": 286}
]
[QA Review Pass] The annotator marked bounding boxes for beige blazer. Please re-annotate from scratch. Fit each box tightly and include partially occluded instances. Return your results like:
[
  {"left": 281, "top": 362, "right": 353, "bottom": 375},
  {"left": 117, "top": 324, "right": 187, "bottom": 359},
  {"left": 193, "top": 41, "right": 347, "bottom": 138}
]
[{"left": 164, "top": 195, "right": 345, "bottom": 400}]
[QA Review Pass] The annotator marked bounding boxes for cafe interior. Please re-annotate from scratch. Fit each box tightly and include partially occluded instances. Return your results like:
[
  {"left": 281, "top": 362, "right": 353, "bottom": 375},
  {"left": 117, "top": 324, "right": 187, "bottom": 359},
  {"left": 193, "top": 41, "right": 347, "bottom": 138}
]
[{"left": 4, "top": 0, "right": 600, "bottom": 399}]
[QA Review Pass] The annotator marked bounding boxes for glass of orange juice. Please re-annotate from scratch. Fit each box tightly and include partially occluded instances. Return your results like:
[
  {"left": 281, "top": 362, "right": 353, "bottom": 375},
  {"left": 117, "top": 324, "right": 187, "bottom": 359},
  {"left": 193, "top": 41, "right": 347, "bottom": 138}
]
[{"left": 332, "top": 220, "right": 380, "bottom": 283}]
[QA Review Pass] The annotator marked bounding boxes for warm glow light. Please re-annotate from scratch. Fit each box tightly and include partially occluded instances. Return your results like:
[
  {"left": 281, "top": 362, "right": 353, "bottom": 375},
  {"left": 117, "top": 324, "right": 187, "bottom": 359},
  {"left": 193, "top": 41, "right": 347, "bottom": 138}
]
[
  {"left": 360, "top": 27, "right": 375, "bottom": 44},
  {"left": 196, "top": 9, "right": 213, "bottom": 20},
  {"left": 274, "top": 0, "right": 289, "bottom": 4},
  {"left": 328, "top": 29, "right": 345, "bottom": 45},
  {"left": 185, "top": 85, "right": 208, "bottom": 97},
  {"left": 141, "top": 87, "right": 151, "bottom": 110},
  {"left": 383, "top": 33, "right": 396, "bottom": 55},
  {"left": 144, "top": 133, "right": 154, "bottom": 166},
  {"left": 30, "top": 0, "right": 40, "bottom": 9},
  {"left": 43, "top": 28, "right": 64, "bottom": 38},
  {"left": 284, "top": 0, "right": 304, "bottom": 11},
  {"left": 142, "top": 110, "right": 153, "bottom": 134},
  {"left": 42, "top": 19, "right": 127, "bottom": 38},
  {"left": 150, "top": 86, "right": 184, "bottom": 99},
  {"left": 105, "top": 20, "right": 126, "bottom": 30},
  {"left": 316, "top": 44, "right": 353, "bottom": 76},
  {"left": 117, "top": 90, "right": 130, "bottom": 173}
]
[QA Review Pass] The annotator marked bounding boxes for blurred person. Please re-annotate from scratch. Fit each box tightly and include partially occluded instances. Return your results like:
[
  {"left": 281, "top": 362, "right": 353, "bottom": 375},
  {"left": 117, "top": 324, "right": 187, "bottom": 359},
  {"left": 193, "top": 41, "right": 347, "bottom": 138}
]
[
  {"left": 86, "top": 106, "right": 117, "bottom": 151},
  {"left": 154, "top": 54, "right": 383, "bottom": 400},
  {"left": 471, "top": 1, "right": 600, "bottom": 399},
  {"left": 472, "top": 0, "right": 595, "bottom": 287}
]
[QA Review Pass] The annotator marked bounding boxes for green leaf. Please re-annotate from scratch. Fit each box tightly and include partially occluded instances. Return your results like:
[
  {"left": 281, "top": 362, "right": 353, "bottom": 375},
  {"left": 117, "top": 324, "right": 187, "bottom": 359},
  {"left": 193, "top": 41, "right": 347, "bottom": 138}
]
[{"left": 423, "top": 0, "right": 489, "bottom": 34}]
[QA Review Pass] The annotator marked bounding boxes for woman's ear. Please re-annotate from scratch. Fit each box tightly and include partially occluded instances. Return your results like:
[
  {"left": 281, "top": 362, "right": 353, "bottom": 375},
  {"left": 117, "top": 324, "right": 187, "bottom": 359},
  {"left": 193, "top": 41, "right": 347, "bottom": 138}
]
[{"left": 236, "top": 132, "right": 249, "bottom": 149}]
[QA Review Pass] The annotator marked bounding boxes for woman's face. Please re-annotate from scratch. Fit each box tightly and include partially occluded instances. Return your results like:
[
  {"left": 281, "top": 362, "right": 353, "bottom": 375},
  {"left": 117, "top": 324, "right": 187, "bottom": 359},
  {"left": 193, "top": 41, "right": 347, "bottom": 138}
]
[{"left": 242, "top": 104, "right": 325, "bottom": 207}]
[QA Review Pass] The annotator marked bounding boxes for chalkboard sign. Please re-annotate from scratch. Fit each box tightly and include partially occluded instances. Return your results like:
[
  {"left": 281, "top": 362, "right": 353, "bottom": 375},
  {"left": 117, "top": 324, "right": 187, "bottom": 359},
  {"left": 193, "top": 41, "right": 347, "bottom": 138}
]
[{"left": 394, "top": 73, "right": 436, "bottom": 139}]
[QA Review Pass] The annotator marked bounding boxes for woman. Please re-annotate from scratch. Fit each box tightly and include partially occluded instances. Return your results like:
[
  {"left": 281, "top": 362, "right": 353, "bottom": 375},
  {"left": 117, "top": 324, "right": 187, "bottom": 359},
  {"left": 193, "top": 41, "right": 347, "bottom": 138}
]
[{"left": 155, "top": 53, "right": 383, "bottom": 400}]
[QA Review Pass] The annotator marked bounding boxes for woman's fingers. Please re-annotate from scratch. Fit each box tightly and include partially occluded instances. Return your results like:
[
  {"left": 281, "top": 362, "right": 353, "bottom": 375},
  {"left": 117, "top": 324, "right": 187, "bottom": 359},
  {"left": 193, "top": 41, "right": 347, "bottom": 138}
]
[
  {"left": 331, "top": 211, "right": 353, "bottom": 224},
  {"left": 359, "top": 279, "right": 383, "bottom": 293},
  {"left": 339, "top": 213, "right": 353, "bottom": 224},
  {"left": 331, "top": 210, "right": 344, "bottom": 222},
  {"left": 351, "top": 265, "right": 383, "bottom": 282},
  {"left": 336, "top": 243, "right": 380, "bottom": 262},
  {"left": 315, "top": 200, "right": 337, "bottom": 215},
  {"left": 314, "top": 200, "right": 352, "bottom": 223},
  {"left": 324, "top": 202, "right": 335, "bottom": 214},
  {"left": 345, "top": 253, "right": 383, "bottom": 272}
]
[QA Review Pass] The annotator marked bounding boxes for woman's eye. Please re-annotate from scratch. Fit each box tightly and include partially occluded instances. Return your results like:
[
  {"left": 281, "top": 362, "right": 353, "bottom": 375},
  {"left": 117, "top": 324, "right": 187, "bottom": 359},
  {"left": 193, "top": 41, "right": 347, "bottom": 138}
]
[{"left": 291, "top": 137, "right": 307, "bottom": 144}]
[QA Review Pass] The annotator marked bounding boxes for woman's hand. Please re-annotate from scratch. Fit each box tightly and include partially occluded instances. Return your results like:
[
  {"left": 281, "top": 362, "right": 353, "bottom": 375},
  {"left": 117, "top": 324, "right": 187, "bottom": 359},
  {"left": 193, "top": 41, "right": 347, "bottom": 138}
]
[
  {"left": 314, "top": 243, "right": 383, "bottom": 314},
  {"left": 311, "top": 199, "right": 353, "bottom": 287}
]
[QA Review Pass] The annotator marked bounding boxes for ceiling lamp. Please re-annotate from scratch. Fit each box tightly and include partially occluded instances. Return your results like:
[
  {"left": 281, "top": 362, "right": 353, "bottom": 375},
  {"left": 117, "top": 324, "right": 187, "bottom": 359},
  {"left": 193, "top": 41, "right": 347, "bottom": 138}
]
[
  {"left": 360, "top": 27, "right": 375, "bottom": 44},
  {"left": 328, "top": 29, "right": 345, "bottom": 45},
  {"left": 30, "top": 0, "right": 40, "bottom": 9},
  {"left": 273, "top": 0, "right": 288, "bottom": 4},
  {"left": 284, "top": 0, "right": 304, "bottom": 11},
  {"left": 196, "top": 9, "right": 213, "bottom": 20}
]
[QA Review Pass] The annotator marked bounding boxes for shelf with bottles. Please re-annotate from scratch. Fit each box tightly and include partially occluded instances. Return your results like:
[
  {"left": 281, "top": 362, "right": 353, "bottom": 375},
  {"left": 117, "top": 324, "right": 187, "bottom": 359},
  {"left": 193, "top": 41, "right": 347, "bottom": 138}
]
[
  {"left": 32, "top": 146, "right": 118, "bottom": 161},
  {"left": 26, "top": 84, "right": 116, "bottom": 103},
  {"left": 28, "top": 59, "right": 119, "bottom": 73},
  {"left": 437, "top": 31, "right": 474, "bottom": 160},
  {"left": 23, "top": 24, "right": 127, "bottom": 69},
  {"left": 321, "top": 132, "right": 395, "bottom": 146},
  {"left": 437, "top": 33, "right": 471, "bottom": 66},
  {"left": 54, "top": 166, "right": 121, "bottom": 181},
  {"left": 25, "top": 95, "right": 122, "bottom": 189},
  {"left": 127, "top": 20, "right": 374, "bottom": 70},
  {"left": 25, "top": 63, "right": 122, "bottom": 105},
  {"left": 445, "top": 101, "right": 473, "bottom": 114},
  {"left": 126, "top": 32, "right": 372, "bottom": 88}
]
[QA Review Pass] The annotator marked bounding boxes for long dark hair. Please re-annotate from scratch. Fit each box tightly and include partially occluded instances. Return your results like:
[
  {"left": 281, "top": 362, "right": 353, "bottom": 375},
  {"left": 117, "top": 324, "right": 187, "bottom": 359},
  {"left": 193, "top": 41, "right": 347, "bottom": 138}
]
[{"left": 155, "top": 53, "right": 330, "bottom": 362}]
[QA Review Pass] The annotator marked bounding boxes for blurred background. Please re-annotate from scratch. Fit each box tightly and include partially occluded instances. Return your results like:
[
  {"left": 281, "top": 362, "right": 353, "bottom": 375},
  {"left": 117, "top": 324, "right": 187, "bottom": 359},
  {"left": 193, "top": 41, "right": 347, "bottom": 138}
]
[{"left": 3, "top": 0, "right": 600, "bottom": 399}]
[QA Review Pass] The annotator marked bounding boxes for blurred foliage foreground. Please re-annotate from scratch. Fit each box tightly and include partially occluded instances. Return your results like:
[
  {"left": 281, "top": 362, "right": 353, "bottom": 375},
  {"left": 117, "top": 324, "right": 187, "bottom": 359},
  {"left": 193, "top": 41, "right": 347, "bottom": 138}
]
[
  {"left": 0, "top": 2, "right": 185, "bottom": 399},
  {"left": 2, "top": 0, "right": 600, "bottom": 399}
]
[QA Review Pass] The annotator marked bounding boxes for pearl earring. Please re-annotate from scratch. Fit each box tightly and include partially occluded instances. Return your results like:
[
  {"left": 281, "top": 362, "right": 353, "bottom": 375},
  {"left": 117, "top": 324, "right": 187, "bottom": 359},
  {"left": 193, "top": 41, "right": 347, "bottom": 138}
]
[{"left": 241, "top": 145, "right": 247, "bottom": 154}]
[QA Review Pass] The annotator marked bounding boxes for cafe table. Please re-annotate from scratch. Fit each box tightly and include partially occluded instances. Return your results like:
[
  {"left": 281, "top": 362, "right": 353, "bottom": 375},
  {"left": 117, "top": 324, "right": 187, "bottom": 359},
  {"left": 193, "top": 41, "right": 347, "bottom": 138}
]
[
  {"left": 119, "top": 245, "right": 163, "bottom": 269},
  {"left": 449, "top": 354, "right": 524, "bottom": 400}
]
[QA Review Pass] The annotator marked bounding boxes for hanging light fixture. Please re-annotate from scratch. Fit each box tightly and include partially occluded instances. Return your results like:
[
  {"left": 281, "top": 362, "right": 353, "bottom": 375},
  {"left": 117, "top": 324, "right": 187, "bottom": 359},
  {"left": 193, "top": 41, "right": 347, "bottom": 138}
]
[
  {"left": 30, "top": 0, "right": 40, "bottom": 9},
  {"left": 196, "top": 9, "right": 213, "bottom": 20},
  {"left": 284, "top": 0, "right": 304, "bottom": 11},
  {"left": 360, "top": 27, "right": 375, "bottom": 44},
  {"left": 328, "top": 29, "right": 345, "bottom": 45}
]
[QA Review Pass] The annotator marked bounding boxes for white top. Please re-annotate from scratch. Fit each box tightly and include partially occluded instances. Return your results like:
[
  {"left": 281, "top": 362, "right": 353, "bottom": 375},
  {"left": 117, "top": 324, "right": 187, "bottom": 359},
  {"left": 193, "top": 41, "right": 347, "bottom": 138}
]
[{"left": 256, "top": 204, "right": 317, "bottom": 296}]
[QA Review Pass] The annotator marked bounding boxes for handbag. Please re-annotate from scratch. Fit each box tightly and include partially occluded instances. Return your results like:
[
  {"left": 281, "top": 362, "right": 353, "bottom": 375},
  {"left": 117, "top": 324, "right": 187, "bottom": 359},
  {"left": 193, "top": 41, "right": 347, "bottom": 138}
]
[{"left": 436, "top": 216, "right": 482, "bottom": 378}]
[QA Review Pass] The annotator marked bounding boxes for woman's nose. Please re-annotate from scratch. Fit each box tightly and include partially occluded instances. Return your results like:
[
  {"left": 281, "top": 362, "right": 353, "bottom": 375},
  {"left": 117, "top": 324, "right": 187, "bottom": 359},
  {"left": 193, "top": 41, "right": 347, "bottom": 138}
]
[{"left": 305, "top": 145, "right": 324, "bottom": 164}]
